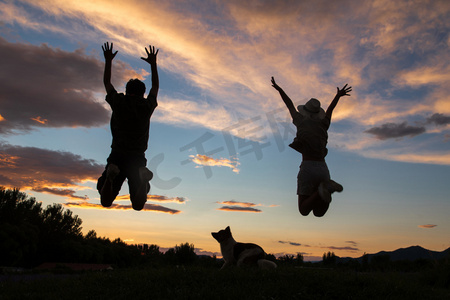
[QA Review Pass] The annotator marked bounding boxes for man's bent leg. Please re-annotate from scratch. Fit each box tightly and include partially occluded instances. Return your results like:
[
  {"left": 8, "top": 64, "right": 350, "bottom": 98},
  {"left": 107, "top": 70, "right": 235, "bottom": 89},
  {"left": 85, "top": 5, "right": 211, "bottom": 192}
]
[
  {"left": 128, "top": 155, "right": 152, "bottom": 211},
  {"left": 99, "top": 164, "right": 120, "bottom": 207},
  {"left": 132, "top": 167, "right": 153, "bottom": 211}
]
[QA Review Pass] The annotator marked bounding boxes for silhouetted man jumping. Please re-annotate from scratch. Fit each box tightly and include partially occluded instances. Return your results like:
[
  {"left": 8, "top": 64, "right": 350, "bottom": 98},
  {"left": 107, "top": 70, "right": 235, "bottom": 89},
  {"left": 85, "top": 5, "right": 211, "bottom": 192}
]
[
  {"left": 271, "top": 77, "right": 351, "bottom": 217},
  {"left": 97, "top": 42, "right": 159, "bottom": 211}
]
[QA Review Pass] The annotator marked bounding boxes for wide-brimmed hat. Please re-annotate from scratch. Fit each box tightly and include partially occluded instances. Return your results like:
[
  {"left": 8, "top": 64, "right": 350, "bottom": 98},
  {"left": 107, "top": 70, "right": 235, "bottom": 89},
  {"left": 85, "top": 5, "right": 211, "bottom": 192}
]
[{"left": 297, "top": 98, "right": 326, "bottom": 119}]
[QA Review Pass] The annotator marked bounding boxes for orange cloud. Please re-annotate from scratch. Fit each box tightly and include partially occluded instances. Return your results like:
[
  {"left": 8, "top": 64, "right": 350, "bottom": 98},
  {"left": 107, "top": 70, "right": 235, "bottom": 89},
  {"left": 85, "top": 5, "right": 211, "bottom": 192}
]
[
  {"left": 31, "top": 116, "right": 48, "bottom": 124},
  {"left": 64, "top": 202, "right": 181, "bottom": 214},
  {"left": 0, "top": 143, "right": 103, "bottom": 198},
  {"left": 363, "top": 150, "right": 450, "bottom": 166},
  {"left": 115, "top": 194, "right": 187, "bottom": 203},
  {"left": 0, "top": 114, "right": 5, "bottom": 122},
  {"left": 217, "top": 200, "right": 257, "bottom": 207},
  {"left": 190, "top": 154, "right": 240, "bottom": 173},
  {"left": 217, "top": 206, "right": 262, "bottom": 213},
  {"left": 0, "top": 153, "right": 19, "bottom": 168},
  {"left": 33, "top": 187, "right": 87, "bottom": 200},
  {"left": 216, "top": 200, "right": 278, "bottom": 212},
  {"left": 418, "top": 224, "right": 437, "bottom": 229}
]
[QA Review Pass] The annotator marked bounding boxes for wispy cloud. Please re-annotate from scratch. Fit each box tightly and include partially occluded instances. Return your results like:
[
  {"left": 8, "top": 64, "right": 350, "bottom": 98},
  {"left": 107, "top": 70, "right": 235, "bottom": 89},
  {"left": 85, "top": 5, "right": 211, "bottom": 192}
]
[
  {"left": 110, "top": 194, "right": 187, "bottom": 213},
  {"left": 277, "top": 240, "right": 359, "bottom": 252},
  {"left": 215, "top": 200, "right": 277, "bottom": 213},
  {"left": 33, "top": 187, "right": 87, "bottom": 201},
  {"left": 217, "top": 200, "right": 256, "bottom": 207},
  {"left": 190, "top": 154, "right": 240, "bottom": 174},
  {"left": 418, "top": 224, "right": 437, "bottom": 229},
  {"left": 217, "top": 206, "right": 262, "bottom": 213},
  {"left": 345, "top": 241, "right": 358, "bottom": 247},
  {"left": 322, "top": 246, "right": 359, "bottom": 252},
  {"left": 64, "top": 202, "right": 181, "bottom": 214},
  {"left": 278, "top": 241, "right": 302, "bottom": 247},
  {"left": 155, "top": 97, "right": 235, "bottom": 132},
  {"left": 363, "top": 149, "right": 450, "bottom": 165},
  {"left": 115, "top": 194, "right": 187, "bottom": 204},
  {"left": 1, "top": 0, "right": 450, "bottom": 166}
]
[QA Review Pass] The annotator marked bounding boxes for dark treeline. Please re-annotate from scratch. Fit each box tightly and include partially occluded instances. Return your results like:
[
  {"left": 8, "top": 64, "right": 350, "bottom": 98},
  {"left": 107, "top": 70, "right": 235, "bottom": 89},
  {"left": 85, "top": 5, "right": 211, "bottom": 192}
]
[
  {"left": 1, "top": 187, "right": 141, "bottom": 268},
  {"left": 0, "top": 187, "right": 222, "bottom": 269},
  {"left": 1, "top": 187, "right": 449, "bottom": 275}
]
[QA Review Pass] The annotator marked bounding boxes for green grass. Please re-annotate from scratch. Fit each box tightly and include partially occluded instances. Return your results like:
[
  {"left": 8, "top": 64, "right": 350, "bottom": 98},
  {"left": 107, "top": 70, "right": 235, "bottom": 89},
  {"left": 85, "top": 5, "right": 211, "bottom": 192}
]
[{"left": 1, "top": 265, "right": 449, "bottom": 299}]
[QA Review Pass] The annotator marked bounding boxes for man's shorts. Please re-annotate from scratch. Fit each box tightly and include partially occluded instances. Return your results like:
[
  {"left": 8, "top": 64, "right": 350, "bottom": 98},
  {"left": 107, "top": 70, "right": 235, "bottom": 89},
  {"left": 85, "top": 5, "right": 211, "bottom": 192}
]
[
  {"left": 97, "top": 150, "right": 148, "bottom": 198},
  {"left": 297, "top": 161, "right": 330, "bottom": 196}
]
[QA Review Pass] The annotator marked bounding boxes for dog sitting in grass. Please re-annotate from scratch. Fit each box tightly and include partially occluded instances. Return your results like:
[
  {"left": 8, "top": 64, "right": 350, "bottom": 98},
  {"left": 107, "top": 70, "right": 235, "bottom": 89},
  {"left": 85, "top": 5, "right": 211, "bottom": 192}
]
[{"left": 211, "top": 226, "right": 277, "bottom": 270}]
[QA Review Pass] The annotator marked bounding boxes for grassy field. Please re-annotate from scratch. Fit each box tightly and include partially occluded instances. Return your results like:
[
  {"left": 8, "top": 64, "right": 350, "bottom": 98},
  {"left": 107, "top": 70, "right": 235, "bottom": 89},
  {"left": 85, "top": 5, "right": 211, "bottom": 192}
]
[{"left": 1, "top": 265, "right": 449, "bottom": 299}]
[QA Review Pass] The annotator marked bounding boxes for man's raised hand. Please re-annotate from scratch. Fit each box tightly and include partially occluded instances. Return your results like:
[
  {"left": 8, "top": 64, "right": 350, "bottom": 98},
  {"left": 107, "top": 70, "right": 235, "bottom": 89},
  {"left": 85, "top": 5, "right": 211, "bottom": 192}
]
[
  {"left": 102, "top": 42, "right": 118, "bottom": 61},
  {"left": 141, "top": 45, "right": 159, "bottom": 65}
]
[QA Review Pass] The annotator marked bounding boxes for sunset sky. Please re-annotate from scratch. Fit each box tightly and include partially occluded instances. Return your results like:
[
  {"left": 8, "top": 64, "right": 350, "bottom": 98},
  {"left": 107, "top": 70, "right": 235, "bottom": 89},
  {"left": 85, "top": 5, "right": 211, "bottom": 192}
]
[{"left": 1, "top": 0, "right": 449, "bottom": 261}]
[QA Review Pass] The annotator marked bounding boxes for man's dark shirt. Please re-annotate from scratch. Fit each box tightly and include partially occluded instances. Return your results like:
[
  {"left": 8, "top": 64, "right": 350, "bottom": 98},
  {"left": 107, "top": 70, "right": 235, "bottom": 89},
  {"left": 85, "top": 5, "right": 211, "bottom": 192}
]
[{"left": 106, "top": 90, "right": 157, "bottom": 153}]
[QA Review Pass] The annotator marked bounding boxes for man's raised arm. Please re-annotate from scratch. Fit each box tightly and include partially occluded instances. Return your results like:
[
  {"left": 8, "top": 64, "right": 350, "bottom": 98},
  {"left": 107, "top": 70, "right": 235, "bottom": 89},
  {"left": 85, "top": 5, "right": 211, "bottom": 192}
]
[
  {"left": 102, "top": 42, "right": 118, "bottom": 95},
  {"left": 141, "top": 45, "right": 159, "bottom": 106}
]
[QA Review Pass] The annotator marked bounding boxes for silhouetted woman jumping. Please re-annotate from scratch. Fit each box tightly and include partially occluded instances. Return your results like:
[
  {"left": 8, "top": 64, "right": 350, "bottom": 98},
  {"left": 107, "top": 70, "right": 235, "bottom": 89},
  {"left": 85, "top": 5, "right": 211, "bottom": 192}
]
[{"left": 271, "top": 77, "right": 351, "bottom": 217}]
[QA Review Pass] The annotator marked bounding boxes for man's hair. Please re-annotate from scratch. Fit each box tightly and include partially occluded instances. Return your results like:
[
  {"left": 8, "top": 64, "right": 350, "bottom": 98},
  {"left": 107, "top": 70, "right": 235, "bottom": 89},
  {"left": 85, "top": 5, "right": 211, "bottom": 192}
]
[{"left": 126, "top": 79, "right": 146, "bottom": 96}]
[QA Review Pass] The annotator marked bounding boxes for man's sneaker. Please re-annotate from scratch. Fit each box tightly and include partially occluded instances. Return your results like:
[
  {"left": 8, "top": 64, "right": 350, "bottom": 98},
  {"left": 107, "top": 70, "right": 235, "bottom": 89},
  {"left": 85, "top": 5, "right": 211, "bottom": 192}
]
[
  {"left": 101, "top": 164, "right": 120, "bottom": 207},
  {"left": 139, "top": 167, "right": 153, "bottom": 182},
  {"left": 132, "top": 167, "right": 153, "bottom": 211},
  {"left": 318, "top": 182, "right": 332, "bottom": 204}
]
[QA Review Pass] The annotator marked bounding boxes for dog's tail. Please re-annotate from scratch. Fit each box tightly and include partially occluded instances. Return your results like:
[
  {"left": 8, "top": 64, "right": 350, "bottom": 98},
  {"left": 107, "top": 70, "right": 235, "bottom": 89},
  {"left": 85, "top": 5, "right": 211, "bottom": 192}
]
[{"left": 257, "top": 259, "right": 277, "bottom": 269}]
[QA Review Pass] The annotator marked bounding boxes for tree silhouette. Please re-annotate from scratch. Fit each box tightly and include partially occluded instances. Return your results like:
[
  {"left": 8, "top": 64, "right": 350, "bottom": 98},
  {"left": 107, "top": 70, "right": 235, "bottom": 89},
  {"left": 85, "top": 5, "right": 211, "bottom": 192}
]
[
  {"left": 42, "top": 203, "right": 83, "bottom": 238},
  {"left": 322, "top": 251, "right": 337, "bottom": 266},
  {"left": 174, "top": 242, "right": 197, "bottom": 264},
  {"left": 0, "top": 187, "right": 143, "bottom": 267},
  {"left": 163, "top": 242, "right": 198, "bottom": 265},
  {"left": 0, "top": 187, "right": 42, "bottom": 266}
]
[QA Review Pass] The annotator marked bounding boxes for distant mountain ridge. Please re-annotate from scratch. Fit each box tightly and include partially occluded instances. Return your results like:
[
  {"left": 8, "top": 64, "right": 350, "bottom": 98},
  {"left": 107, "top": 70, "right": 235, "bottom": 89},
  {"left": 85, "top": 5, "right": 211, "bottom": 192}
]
[{"left": 338, "top": 245, "right": 450, "bottom": 263}]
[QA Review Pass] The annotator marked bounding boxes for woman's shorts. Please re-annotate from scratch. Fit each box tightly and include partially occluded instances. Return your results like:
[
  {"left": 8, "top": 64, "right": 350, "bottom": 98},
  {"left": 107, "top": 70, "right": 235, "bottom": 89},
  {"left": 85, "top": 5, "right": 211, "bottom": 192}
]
[{"left": 297, "top": 161, "right": 330, "bottom": 196}]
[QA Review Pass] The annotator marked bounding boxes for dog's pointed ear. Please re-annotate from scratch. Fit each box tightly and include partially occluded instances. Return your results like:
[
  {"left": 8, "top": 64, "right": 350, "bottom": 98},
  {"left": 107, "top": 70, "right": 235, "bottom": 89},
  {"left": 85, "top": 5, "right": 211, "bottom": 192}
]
[{"left": 226, "top": 226, "right": 230, "bottom": 232}]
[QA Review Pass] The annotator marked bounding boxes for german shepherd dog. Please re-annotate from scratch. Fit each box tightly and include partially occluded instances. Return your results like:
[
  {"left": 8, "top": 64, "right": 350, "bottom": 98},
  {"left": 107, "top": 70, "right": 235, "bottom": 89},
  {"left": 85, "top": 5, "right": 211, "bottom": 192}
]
[{"left": 211, "top": 226, "right": 277, "bottom": 270}]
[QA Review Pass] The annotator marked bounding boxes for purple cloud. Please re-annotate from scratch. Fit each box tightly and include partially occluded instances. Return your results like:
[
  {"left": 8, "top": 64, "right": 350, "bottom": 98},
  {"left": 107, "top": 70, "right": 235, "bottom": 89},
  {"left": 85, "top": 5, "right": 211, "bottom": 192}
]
[
  {"left": 0, "top": 37, "right": 141, "bottom": 134},
  {"left": 278, "top": 240, "right": 302, "bottom": 246},
  {"left": 217, "top": 206, "right": 262, "bottom": 213},
  {"left": 365, "top": 121, "right": 426, "bottom": 140},
  {"left": 0, "top": 142, "right": 102, "bottom": 197}
]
